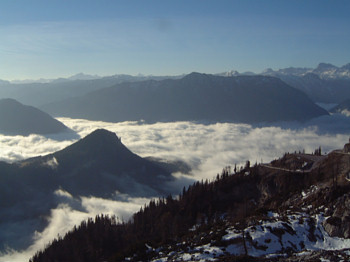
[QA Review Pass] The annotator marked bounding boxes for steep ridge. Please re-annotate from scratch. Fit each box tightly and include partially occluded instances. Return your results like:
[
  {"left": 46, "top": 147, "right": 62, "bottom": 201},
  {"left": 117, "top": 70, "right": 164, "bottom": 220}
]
[
  {"left": 0, "top": 129, "right": 173, "bottom": 251},
  {"left": 30, "top": 142, "right": 350, "bottom": 262},
  {"left": 41, "top": 73, "right": 328, "bottom": 123},
  {"left": 18, "top": 129, "right": 172, "bottom": 197},
  {"left": 0, "top": 98, "right": 68, "bottom": 135}
]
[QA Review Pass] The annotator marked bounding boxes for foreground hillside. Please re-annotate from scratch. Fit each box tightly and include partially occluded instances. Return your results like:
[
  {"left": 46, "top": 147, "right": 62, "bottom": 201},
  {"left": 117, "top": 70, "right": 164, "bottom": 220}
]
[
  {"left": 30, "top": 143, "right": 350, "bottom": 261},
  {"left": 41, "top": 73, "right": 328, "bottom": 123}
]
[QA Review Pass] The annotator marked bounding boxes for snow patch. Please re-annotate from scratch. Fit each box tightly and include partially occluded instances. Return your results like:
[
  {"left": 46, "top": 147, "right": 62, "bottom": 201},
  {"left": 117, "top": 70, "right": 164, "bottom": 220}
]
[
  {"left": 152, "top": 211, "right": 350, "bottom": 261},
  {"left": 43, "top": 156, "right": 59, "bottom": 169},
  {"left": 340, "top": 109, "right": 350, "bottom": 117}
]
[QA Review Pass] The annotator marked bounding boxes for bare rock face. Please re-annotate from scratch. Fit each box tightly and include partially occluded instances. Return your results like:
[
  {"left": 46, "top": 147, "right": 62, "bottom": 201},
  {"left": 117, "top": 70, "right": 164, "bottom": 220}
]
[
  {"left": 323, "top": 194, "right": 350, "bottom": 238},
  {"left": 323, "top": 216, "right": 342, "bottom": 237},
  {"left": 344, "top": 143, "right": 350, "bottom": 153}
]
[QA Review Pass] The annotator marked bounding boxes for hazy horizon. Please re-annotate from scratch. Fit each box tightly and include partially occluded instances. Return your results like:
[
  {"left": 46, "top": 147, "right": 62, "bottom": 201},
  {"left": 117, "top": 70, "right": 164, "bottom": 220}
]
[{"left": 0, "top": 61, "right": 349, "bottom": 83}]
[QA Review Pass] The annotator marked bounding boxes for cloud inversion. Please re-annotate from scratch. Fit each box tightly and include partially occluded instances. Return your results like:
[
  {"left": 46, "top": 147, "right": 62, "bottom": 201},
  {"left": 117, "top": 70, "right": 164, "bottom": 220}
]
[{"left": 1, "top": 115, "right": 350, "bottom": 261}]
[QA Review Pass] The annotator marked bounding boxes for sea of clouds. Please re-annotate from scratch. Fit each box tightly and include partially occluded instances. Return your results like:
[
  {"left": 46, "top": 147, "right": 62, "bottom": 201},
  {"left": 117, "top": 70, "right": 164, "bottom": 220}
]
[{"left": 1, "top": 114, "right": 350, "bottom": 261}]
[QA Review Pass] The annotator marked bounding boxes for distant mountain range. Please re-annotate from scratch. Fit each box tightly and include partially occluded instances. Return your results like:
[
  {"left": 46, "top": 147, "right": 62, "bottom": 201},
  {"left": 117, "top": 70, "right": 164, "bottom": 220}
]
[
  {"left": 0, "top": 74, "right": 183, "bottom": 107},
  {"left": 0, "top": 128, "right": 178, "bottom": 251},
  {"left": 0, "top": 98, "right": 68, "bottom": 136},
  {"left": 260, "top": 63, "right": 350, "bottom": 103},
  {"left": 261, "top": 62, "right": 350, "bottom": 80},
  {"left": 0, "top": 63, "right": 349, "bottom": 107},
  {"left": 41, "top": 73, "right": 328, "bottom": 124},
  {"left": 5, "top": 73, "right": 101, "bottom": 84},
  {"left": 5, "top": 73, "right": 182, "bottom": 84},
  {"left": 1, "top": 63, "right": 349, "bottom": 116}
]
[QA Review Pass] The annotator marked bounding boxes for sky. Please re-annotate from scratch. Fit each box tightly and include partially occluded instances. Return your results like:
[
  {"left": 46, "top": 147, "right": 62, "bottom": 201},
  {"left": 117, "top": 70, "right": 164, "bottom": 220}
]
[{"left": 0, "top": 0, "right": 350, "bottom": 80}]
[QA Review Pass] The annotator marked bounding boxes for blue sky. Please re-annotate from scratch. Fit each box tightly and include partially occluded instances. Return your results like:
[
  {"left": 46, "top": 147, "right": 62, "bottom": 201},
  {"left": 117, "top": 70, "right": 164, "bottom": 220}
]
[{"left": 0, "top": 0, "right": 349, "bottom": 80}]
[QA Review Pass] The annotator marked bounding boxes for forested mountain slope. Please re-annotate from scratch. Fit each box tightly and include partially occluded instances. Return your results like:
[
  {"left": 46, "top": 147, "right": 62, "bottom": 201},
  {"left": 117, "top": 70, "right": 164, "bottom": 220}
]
[{"left": 30, "top": 143, "right": 350, "bottom": 262}]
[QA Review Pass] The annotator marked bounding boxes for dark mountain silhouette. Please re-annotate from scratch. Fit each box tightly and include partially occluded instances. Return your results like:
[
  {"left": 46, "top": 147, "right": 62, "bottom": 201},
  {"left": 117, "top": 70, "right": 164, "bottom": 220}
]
[
  {"left": 0, "top": 98, "right": 68, "bottom": 135},
  {"left": 0, "top": 74, "right": 182, "bottom": 107},
  {"left": 0, "top": 129, "right": 176, "bottom": 251},
  {"left": 41, "top": 73, "right": 327, "bottom": 123},
  {"left": 30, "top": 143, "right": 350, "bottom": 262},
  {"left": 19, "top": 129, "right": 173, "bottom": 197}
]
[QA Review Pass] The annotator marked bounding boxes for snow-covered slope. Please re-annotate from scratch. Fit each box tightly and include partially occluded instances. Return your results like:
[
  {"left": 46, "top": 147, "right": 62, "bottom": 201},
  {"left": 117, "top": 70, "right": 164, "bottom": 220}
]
[{"left": 148, "top": 211, "right": 350, "bottom": 261}]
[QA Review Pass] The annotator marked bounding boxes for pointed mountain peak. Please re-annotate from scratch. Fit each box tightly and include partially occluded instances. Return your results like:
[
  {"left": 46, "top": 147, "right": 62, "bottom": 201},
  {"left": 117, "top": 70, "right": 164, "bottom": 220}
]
[
  {"left": 183, "top": 72, "right": 207, "bottom": 79},
  {"left": 81, "top": 129, "right": 122, "bottom": 146},
  {"left": 86, "top": 128, "right": 119, "bottom": 139},
  {"left": 262, "top": 68, "right": 274, "bottom": 74},
  {"left": 50, "top": 128, "right": 172, "bottom": 197},
  {"left": 66, "top": 129, "right": 122, "bottom": 152},
  {"left": 68, "top": 73, "right": 101, "bottom": 81},
  {"left": 51, "top": 129, "right": 127, "bottom": 165},
  {"left": 341, "top": 63, "right": 350, "bottom": 70},
  {"left": 0, "top": 98, "right": 22, "bottom": 106},
  {"left": 217, "top": 70, "right": 240, "bottom": 77},
  {"left": 315, "top": 63, "right": 338, "bottom": 71},
  {"left": 181, "top": 72, "right": 213, "bottom": 84}
]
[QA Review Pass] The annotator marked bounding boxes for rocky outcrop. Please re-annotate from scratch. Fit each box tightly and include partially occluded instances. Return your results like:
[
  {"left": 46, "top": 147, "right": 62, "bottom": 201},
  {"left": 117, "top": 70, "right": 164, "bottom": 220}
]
[
  {"left": 323, "top": 194, "right": 350, "bottom": 238},
  {"left": 344, "top": 142, "right": 350, "bottom": 153}
]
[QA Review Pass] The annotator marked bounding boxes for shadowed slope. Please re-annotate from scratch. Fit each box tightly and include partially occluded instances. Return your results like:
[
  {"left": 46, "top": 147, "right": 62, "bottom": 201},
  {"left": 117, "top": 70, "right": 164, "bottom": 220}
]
[
  {"left": 0, "top": 98, "right": 67, "bottom": 135},
  {"left": 41, "top": 73, "right": 328, "bottom": 123}
]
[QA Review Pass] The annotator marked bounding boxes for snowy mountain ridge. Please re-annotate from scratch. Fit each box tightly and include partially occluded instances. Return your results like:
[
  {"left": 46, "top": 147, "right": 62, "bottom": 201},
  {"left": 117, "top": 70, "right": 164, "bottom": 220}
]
[
  {"left": 2, "top": 62, "right": 349, "bottom": 85},
  {"left": 260, "top": 63, "right": 350, "bottom": 80},
  {"left": 220, "top": 63, "right": 350, "bottom": 80}
]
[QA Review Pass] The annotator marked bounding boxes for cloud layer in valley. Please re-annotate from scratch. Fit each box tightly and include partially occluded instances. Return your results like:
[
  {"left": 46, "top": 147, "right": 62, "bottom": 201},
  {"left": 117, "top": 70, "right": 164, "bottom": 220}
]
[
  {"left": 1, "top": 115, "right": 350, "bottom": 261},
  {"left": 1, "top": 116, "right": 349, "bottom": 178},
  {"left": 0, "top": 189, "right": 150, "bottom": 262}
]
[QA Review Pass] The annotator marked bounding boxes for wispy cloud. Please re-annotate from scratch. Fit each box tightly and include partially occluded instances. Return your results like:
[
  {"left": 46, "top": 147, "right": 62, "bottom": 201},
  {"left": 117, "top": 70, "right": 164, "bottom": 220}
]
[{"left": 0, "top": 189, "right": 150, "bottom": 262}]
